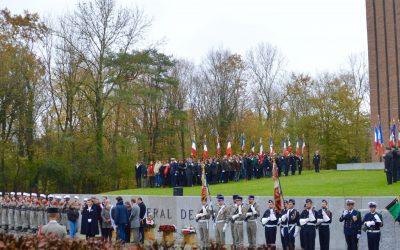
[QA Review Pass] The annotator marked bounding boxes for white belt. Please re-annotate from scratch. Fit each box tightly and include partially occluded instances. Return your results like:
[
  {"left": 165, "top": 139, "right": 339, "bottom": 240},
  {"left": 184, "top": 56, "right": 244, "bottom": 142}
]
[
  {"left": 319, "top": 223, "right": 330, "bottom": 226},
  {"left": 247, "top": 219, "right": 257, "bottom": 222},
  {"left": 266, "top": 225, "right": 277, "bottom": 228},
  {"left": 234, "top": 221, "right": 244, "bottom": 224},
  {"left": 216, "top": 220, "right": 225, "bottom": 223},
  {"left": 198, "top": 220, "right": 208, "bottom": 223},
  {"left": 306, "top": 223, "right": 316, "bottom": 226},
  {"left": 367, "top": 230, "right": 380, "bottom": 233}
]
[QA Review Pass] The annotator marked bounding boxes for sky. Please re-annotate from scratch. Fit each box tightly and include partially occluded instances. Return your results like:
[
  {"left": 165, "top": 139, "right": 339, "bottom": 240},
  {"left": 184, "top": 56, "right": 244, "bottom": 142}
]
[{"left": 1, "top": 0, "right": 367, "bottom": 74}]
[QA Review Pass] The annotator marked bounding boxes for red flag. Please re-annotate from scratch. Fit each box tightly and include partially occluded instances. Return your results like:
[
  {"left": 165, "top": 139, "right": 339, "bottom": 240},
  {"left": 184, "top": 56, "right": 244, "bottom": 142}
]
[
  {"left": 259, "top": 137, "right": 264, "bottom": 163},
  {"left": 302, "top": 136, "right": 306, "bottom": 155},
  {"left": 287, "top": 136, "right": 292, "bottom": 153},
  {"left": 203, "top": 137, "right": 208, "bottom": 160},
  {"left": 226, "top": 136, "right": 232, "bottom": 157},
  {"left": 201, "top": 163, "right": 208, "bottom": 202},
  {"left": 216, "top": 136, "right": 221, "bottom": 156},
  {"left": 295, "top": 137, "right": 300, "bottom": 157},
  {"left": 272, "top": 160, "right": 283, "bottom": 213}
]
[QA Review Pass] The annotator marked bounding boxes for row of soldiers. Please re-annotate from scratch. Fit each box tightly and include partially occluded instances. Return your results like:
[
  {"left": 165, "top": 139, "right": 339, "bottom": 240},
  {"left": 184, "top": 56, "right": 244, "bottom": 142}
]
[
  {"left": 196, "top": 196, "right": 383, "bottom": 250},
  {"left": 0, "top": 192, "right": 77, "bottom": 233}
]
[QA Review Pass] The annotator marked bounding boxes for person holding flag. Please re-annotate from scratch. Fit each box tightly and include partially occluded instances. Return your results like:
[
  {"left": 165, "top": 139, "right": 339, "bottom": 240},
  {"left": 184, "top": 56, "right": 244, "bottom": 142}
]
[
  {"left": 270, "top": 136, "right": 274, "bottom": 156},
  {"left": 261, "top": 200, "right": 279, "bottom": 250},
  {"left": 195, "top": 163, "right": 211, "bottom": 250},
  {"left": 259, "top": 137, "right": 264, "bottom": 165}
]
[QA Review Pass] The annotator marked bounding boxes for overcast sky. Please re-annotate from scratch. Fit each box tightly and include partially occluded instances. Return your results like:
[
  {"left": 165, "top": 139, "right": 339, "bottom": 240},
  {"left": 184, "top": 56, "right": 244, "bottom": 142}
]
[{"left": 2, "top": 0, "right": 367, "bottom": 74}]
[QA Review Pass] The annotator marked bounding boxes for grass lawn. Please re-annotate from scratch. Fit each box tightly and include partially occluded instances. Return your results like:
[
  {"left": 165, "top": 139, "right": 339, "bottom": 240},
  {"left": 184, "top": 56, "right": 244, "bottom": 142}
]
[{"left": 104, "top": 170, "right": 400, "bottom": 197}]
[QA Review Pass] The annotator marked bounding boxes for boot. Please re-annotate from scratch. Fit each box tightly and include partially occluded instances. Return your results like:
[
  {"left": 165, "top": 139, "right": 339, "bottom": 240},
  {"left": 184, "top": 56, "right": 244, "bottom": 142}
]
[{"left": 271, "top": 245, "right": 276, "bottom": 250}]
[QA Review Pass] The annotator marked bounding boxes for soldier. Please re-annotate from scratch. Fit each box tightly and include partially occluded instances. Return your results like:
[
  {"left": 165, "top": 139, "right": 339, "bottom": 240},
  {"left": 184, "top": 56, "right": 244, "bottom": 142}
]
[
  {"left": 21, "top": 193, "right": 30, "bottom": 232},
  {"left": 231, "top": 196, "right": 247, "bottom": 248},
  {"left": 289, "top": 154, "right": 296, "bottom": 175},
  {"left": 246, "top": 195, "right": 260, "bottom": 249},
  {"left": 8, "top": 192, "right": 16, "bottom": 231},
  {"left": 282, "top": 199, "right": 300, "bottom": 250},
  {"left": 299, "top": 204, "right": 307, "bottom": 249},
  {"left": 362, "top": 202, "right": 383, "bottom": 250},
  {"left": 339, "top": 199, "right": 362, "bottom": 250},
  {"left": 261, "top": 200, "right": 279, "bottom": 250},
  {"left": 195, "top": 197, "right": 211, "bottom": 250},
  {"left": 300, "top": 199, "right": 317, "bottom": 250},
  {"left": 38, "top": 194, "right": 48, "bottom": 227},
  {"left": 383, "top": 149, "right": 393, "bottom": 184},
  {"left": 316, "top": 200, "right": 332, "bottom": 250},
  {"left": 0, "top": 192, "right": 6, "bottom": 230},
  {"left": 61, "top": 195, "right": 70, "bottom": 231},
  {"left": 0, "top": 192, "right": 3, "bottom": 229},
  {"left": 14, "top": 192, "right": 23, "bottom": 232},
  {"left": 214, "top": 195, "right": 230, "bottom": 247},
  {"left": 313, "top": 151, "right": 321, "bottom": 173},
  {"left": 297, "top": 155, "right": 303, "bottom": 175},
  {"left": 279, "top": 200, "right": 289, "bottom": 250},
  {"left": 229, "top": 195, "right": 238, "bottom": 246},
  {"left": 29, "top": 193, "right": 38, "bottom": 233},
  {"left": 41, "top": 207, "right": 67, "bottom": 238}
]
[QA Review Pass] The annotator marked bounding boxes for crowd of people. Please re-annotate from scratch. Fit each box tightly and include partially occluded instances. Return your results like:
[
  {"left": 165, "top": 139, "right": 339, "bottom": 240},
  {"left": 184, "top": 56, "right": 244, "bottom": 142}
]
[
  {"left": 0, "top": 193, "right": 148, "bottom": 244},
  {"left": 135, "top": 151, "right": 321, "bottom": 188}
]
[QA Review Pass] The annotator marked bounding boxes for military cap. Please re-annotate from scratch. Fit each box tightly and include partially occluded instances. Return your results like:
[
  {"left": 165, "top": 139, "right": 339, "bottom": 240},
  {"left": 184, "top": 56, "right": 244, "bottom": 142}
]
[
  {"left": 217, "top": 195, "right": 224, "bottom": 201},
  {"left": 268, "top": 200, "right": 273, "bottom": 204},
  {"left": 236, "top": 196, "right": 243, "bottom": 201},
  {"left": 368, "top": 201, "right": 377, "bottom": 208},
  {"left": 64, "top": 195, "right": 70, "bottom": 199},
  {"left": 16, "top": 192, "right": 21, "bottom": 196},
  {"left": 83, "top": 198, "right": 88, "bottom": 201},
  {"left": 288, "top": 199, "right": 295, "bottom": 204},
  {"left": 232, "top": 195, "right": 239, "bottom": 200},
  {"left": 48, "top": 194, "right": 54, "bottom": 198},
  {"left": 40, "top": 194, "right": 46, "bottom": 198},
  {"left": 248, "top": 195, "right": 255, "bottom": 199},
  {"left": 31, "top": 193, "right": 37, "bottom": 197},
  {"left": 10, "top": 192, "right": 15, "bottom": 195},
  {"left": 346, "top": 199, "right": 355, "bottom": 205},
  {"left": 0, "top": 192, "right": 2, "bottom": 195},
  {"left": 306, "top": 198, "right": 312, "bottom": 203},
  {"left": 322, "top": 199, "right": 328, "bottom": 204},
  {"left": 47, "top": 207, "right": 59, "bottom": 214},
  {"left": 74, "top": 195, "right": 79, "bottom": 199},
  {"left": 55, "top": 195, "right": 62, "bottom": 199},
  {"left": 283, "top": 200, "right": 288, "bottom": 204}
]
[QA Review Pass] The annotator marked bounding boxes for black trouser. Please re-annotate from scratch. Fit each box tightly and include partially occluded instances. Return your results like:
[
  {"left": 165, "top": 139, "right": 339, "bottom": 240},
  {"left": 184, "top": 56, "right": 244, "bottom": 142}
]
[
  {"left": 304, "top": 225, "right": 316, "bottom": 250},
  {"left": 136, "top": 176, "right": 141, "bottom": 188},
  {"left": 280, "top": 226, "right": 287, "bottom": 250},
  {"left": 386, "top": 171, "right": 393, "bottom": 184},
  {"left": 367, "top": 232, "right": 380, "bottom": 250},
  {"left": 393, "top": 166, "right": 398, "bottom": 182},
  {"left": 300, "top": 227, "right": 306, "bottom": 249},
  {"left": 101, "top": 228, "right": 112, "bottom": 241},
  {"left": 149, "top": 176, "right": 155, "bottom": 188},
  {"left": 298, "top": 166, "right": 302, "bottom": 175},
  {"left": 345, "top": 234, "right": 358, "bottom": 250},
  {"left": 315, "top": 164, "right": 320, "bottom": 172},
  {"left": 139, "top": 226, "right": 144, "bottom": 243},
  {"left": 318, "top": 225, "right": 330, "bottom": 250},
  {"left": 265, "top": 226, "right": 277, "bottom": 244}
]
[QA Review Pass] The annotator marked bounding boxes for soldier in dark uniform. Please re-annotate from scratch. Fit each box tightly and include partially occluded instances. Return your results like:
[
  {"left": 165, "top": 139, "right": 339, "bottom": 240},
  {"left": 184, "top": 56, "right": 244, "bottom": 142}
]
[
  {"left": 339, "top": 200, "right": 362, "bottom": 250},
  {"left": 316, "top": 199, "right": 332, "bottom": 250},
  {"left": 392, "top": 148, "right": 400, "bottom": 182},
  {"left": 135, "top": 162, "right": 142, "bottom": 188},
  {"left": 362, "top": 202, "right": 383, "bottom": 250},
  {"left": 265, "top": 156, "right": 272, "bottom": 177},
  {"left": 261, "top": 200, "right": 279, "bottom": 250},
  {"left": 222, "top": 156, "right": 229, "bottom": 183},
  {"left": 383, "top": 149, "right": 394, "bottom": 184},
  {"left": 246, "top": 156, "right": 253, "bottom": 180},
  {"left": 300, "top": 199, "right": 317, "bottom": 250},
  {"left": 289, "top": 154, "right": 296, "bottom": 175},
  {"left": 281, "top": 155, "right": 288, "bottom": 176},
  {"left": 279, "top": 200, "right": 289, "bottom": 250},
  {"left": 296, "top": 155, "right": 304, "bottom": 175},
  {"left": 313, "top": 151, "right": 321, "bottom": 173},
  {"left": 282, "top": 199, "right": 300, "bottom": 250},
  {"left": 299, "top": 204, "right": 307, "bottom": 249},
  {"left": 275, "top": 154, "right": 282, "bottom": 177}
]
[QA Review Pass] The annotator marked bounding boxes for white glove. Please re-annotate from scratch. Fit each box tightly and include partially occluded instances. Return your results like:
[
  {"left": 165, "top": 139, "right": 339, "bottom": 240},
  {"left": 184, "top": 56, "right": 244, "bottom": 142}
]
[
  {"left": 322, "top": 210, "right": 330, "bottom": 222},
  {"left": 88, "top": 219, "right": 92, "bottom": 223},
  {"left": 342, "top": 210, "right": 348, "bottom": 216},
  {"left": 308, "top": 210, "right": 316, "bottom": 221},
  {"left": 281, "top": 214, "right": 287, "bottom": 221},
  {"left": 300, "top": 218, "right": 309, "bottom": 226},
  {"left": 261, "top": 218, "right": 269, "bottom": 225},
  {"left": 278, "top": 218, "right": 282, "bottom": 225},
  {"left": 352, "top": 216, "right": 358, "bottom": 222},
  {"left": 232, "top": 214, "right": 240, "bottom": 220},
  {"left": 202, "top": 206, "right": 207, "bottom": 214},
  {"left": 366, "top": 221, "right": 375, "bottom": 227},
  {"left": 251, "top": 206, "right": 256, "bottom": 214},
  {"left": 246, "top": 212, "right": 253, "bottom": 217},
  {"left": 222, "top": 223, "right": 227, "bottom": 232},
  {"left": 317, "top": 219, "right": 324, "bottom": 225},
  {"left": 238, "top": 206, "right": 242, "bottom": 214},
  {"left": 294, "top": 226, "right": 300, "bottom": 237},
  {"left": 357, "top": 234, "right": 361, "bottom": 239},
  {"left": 196, "top": 214, "right": 202, "bottom": 219},
  {"left": 374, "top": 214, "right": 382, "bottom": 223}
]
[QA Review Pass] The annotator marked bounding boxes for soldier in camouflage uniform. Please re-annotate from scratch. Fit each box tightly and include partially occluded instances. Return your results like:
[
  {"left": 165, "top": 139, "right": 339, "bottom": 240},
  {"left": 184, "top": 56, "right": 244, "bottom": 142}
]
[
  {"left": 8, "top": 192, "right": 16, "bottom": 230},
  {"left": 245, "top": 195, "right": 261, "bottom": 249}
]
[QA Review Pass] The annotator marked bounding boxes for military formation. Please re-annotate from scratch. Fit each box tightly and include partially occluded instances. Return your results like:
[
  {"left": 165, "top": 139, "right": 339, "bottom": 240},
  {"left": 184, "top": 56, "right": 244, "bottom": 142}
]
[
  {"left": 195, "top": 196, "right": 384, "bottom": 250},
  {"left": 0, "top": 192, "right": 76, "bottom": 234}
]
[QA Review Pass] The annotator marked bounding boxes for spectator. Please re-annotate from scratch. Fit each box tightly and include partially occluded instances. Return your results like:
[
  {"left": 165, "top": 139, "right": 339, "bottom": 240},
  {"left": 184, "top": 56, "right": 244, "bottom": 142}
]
[
  {"left": 141, "top": 163, "right": 148, "bottom": 188},
  {"left": 148, "top": 161, "right": 155, "bottom": 188},
  {"left": 137, "top": 197, "right": 146, "bottom": 243},
  {"left": 135, "top": 162, "right": 142, "bottom": 188},
  {"left": 66, "top": 196, "right": 80, "bottom": 239},
  {"left": 154, "top": 160, "right": 162, "bottom": 187},
  {"left": 81, "top": 199, "right": 100, "bottom": 240},
  {"left": 129, "top": 198, "right": 141, "bottom": 244},
  {"left": 124, "top": 201, "right": 132, "bottom": 243},
  {"left": 101, "top": 202, "right": 112, "bottom": 242},
  {"left": 111, "top": 196, "right": 129, "bottom": 243}
]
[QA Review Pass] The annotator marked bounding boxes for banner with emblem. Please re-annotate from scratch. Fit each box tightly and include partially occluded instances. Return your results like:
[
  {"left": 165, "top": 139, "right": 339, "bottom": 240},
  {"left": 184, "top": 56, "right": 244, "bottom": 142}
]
[
  {"left": 200, "top": 163, "right": 208, "bottom": 203},
  {"left": 272, "top": 159, "right": 283, "bottom": 213}
]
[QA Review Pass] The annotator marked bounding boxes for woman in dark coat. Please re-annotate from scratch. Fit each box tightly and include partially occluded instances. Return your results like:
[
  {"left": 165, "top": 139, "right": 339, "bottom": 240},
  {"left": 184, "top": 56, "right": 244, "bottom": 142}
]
[{"left": 80, "top": 199, "right": 100, "bottom": 239}]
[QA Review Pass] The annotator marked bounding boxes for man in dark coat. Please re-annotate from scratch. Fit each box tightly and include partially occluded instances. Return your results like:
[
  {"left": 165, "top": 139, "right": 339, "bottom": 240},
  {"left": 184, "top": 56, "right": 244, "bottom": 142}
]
[
  {"left": 391, "top": 148, "right": 400, "bottom": 183},
  {"left": 383, "top": 149, "right": 394, "bottom": 184},
  {"left": 81, "top": 198, "right": 100, "bottom": 239},
  {"left": 313, "top": 151, "right": 321, "bottom": 173},
  {"left": 138, "top": 197, "right": 146, "bottom": 244},
  {"left": 111, "top": 196, "right": 129, "bottom": 243},
  {"left": 135, "top": 162, "right": 142, "bottom": 188}
]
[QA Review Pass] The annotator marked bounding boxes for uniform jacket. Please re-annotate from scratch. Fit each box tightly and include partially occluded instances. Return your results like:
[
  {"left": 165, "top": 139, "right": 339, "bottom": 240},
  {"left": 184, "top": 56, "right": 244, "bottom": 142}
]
[
  {"left": 231, "top": 204, "right": 248, "bottom": 222},
  {"left": 215, "top": 204, "right": 230, "bottom": 223},
  {"left": 246, "top": 202, "right": 261, "bottom": 221},
  {"left": 129, "top": 203, "right": 141, "bottom": 228},
  {"left": 300, "top": 208, "right": 317, "bottom": 226},
  {"left": 362, "top": 212, "right": 383, "bottom": 231},
  {"left": 283, "top": 208, "right": 300, "bottom": 227},
  {"left": 316, "top": 208, "right": 332, "bottom": 226},
  {"left": 339, "top": 209, "right": 362, "bottom": 235},
  {"left": 262, "top": 208, "right": 280, "bottom": 226},
  {"left": 43, "top": 220, "right": 67, "bottom": 238},
  {"left": 196, "top": 204, "right": 211, "bottom": 221}
]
